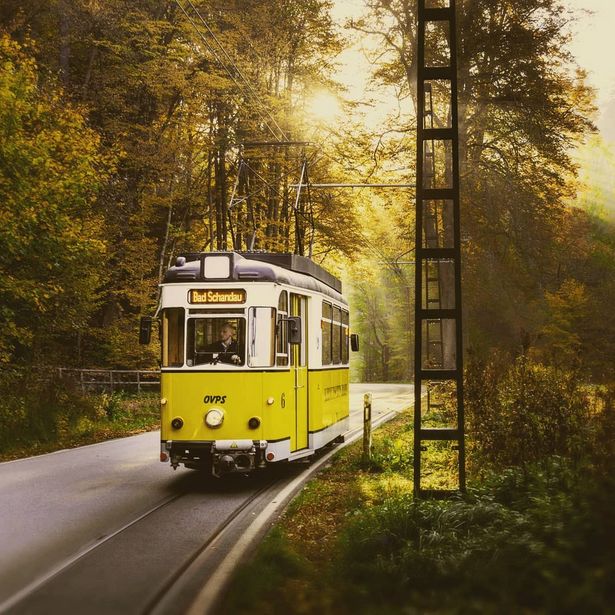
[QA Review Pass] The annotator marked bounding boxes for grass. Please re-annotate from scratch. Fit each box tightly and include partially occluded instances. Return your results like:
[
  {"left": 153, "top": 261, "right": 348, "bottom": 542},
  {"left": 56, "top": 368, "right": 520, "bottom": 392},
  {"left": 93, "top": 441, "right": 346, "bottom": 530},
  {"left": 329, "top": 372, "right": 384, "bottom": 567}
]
[
  {"left": 221, "top": 406, "right": 615, "bottom": 614},
  {"left": 222, "top": 412, "right": 415, "bottom": 614},
  {"left": 0, "top": 389, "right": 159, "bottom": 461}
]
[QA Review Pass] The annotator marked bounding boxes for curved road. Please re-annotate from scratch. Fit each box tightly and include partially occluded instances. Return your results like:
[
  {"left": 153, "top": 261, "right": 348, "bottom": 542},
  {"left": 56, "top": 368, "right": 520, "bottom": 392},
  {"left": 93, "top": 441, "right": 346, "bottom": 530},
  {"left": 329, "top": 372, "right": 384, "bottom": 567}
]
[{"left": 0, "top": 383, "right": 412, "bottom": 614}]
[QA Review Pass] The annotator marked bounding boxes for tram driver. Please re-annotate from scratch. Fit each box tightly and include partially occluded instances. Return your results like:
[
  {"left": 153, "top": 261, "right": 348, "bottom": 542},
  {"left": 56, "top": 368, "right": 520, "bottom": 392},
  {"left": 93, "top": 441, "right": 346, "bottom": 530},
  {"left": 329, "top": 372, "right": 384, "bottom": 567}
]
[{"left": 205, "top": 322, "right": 242, "bottom": 365}]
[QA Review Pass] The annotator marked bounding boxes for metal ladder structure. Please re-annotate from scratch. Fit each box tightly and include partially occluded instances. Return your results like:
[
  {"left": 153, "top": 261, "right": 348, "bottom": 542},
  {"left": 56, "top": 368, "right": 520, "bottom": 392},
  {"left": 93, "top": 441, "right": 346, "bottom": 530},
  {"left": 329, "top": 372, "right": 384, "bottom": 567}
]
[
  {"left": 414, "top": 0, "right": 465, "bottom": 497},
  {"left": 423, "top": 82, "right": 445, "bottom": 372}
]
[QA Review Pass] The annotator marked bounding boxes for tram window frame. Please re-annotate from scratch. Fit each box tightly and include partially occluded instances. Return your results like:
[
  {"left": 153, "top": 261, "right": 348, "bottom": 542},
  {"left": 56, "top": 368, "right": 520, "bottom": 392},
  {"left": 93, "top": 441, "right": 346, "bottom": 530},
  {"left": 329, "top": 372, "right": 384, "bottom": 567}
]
[
  {"left": 321, "top": 302, "right": 349, "bottom": 367},
  {"left": 342, "top": 309, "right": 349, "bottom": 364},
  {"left": 186, "top": 316, "right": 246, "bottom": 367},
  {"left": 276, "top": 291, "right": 289, "bottom": 367},
  {"left": 248, "top": 307, "right": 276, "bottom": 368},
  {"left": 321, "top": 301, "right": 333, "bottom": 365},
  {"left": 332, "top": 306, "right": 342, "bottom": 365},
  {"left": 161, "top": 308, "right": 185, "bottom": 367}
]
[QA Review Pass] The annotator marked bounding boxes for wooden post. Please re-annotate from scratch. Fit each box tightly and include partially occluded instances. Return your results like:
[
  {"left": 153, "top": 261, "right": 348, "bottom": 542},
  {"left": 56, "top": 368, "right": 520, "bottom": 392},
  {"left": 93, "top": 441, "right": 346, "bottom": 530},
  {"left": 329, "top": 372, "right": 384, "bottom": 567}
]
[{"left": 363, "top": 392, "right": 372, "bottom": 463}]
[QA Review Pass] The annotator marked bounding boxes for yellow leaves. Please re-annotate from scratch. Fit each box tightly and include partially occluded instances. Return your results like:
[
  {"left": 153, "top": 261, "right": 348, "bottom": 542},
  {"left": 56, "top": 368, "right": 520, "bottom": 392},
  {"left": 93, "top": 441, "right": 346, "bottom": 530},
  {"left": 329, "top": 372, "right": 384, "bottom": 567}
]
[
  {"left": 544, "top": 278, "right": 588, "bottom": 325},
  {"left": 537, "top": 278, "right": 589, "bottom": 364}
]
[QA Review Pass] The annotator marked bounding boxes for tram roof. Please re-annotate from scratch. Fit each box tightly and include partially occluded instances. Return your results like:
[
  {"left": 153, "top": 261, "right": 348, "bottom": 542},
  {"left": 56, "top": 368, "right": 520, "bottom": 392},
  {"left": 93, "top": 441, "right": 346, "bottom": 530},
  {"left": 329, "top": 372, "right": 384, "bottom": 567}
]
[{"left": 162, "top": 251, "right": 346, "bottom": 304}]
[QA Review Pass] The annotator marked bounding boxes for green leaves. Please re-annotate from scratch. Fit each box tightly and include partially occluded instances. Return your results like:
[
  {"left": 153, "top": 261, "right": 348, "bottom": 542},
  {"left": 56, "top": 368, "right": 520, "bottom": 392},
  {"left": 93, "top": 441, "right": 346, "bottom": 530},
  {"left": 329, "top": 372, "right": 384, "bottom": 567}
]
[
  {"left": 0, "top": 34, "right": 110, "bottom": 364},
  {"left": 465, "top": 355, "right": 592, "bottom": 470}
]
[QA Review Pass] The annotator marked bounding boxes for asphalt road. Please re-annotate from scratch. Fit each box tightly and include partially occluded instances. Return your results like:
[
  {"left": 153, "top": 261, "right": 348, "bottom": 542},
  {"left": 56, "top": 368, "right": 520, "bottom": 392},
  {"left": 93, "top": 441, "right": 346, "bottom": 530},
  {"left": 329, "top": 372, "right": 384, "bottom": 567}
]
[
  {"left": 0, "top": 382, "right": 412, "bottom": 613},
  {"left": 348, "top": 383, "right": 414, "bottom": 430}
]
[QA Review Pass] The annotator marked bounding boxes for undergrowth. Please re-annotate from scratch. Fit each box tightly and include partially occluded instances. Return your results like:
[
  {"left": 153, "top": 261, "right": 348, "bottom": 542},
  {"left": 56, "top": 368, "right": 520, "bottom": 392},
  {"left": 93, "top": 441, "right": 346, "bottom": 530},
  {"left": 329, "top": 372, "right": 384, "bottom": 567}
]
[
  {"left": 0, "top": 369, "right": 159, "bottom": 460},
  {"left": 337, "top": 457, "right": 615, "bottom": 613},
  {"left": 223, "top": 359, "right": 615, "bottom": 614}
]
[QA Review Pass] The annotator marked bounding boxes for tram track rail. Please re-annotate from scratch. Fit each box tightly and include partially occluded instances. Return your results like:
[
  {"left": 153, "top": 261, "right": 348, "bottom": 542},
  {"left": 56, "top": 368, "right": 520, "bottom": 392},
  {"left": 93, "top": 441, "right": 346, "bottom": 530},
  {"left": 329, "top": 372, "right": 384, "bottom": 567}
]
[
  {"left": 1, "top": 386, "right": 413, "bottom": 615},
  {"left": 142, "top": 477, "right": 279, "bottom": 614},
  {"left": 4, "top": 473, "right": 280, "bottom": 615},
  {"left": 183, "top": 404, "right": 406, "bottom": 615},
  {"left": 0, "top": 491, "right": 185, "bottom": 614},
  {"left": 159, "top": 391, "right": 415, "bottom": 615}
]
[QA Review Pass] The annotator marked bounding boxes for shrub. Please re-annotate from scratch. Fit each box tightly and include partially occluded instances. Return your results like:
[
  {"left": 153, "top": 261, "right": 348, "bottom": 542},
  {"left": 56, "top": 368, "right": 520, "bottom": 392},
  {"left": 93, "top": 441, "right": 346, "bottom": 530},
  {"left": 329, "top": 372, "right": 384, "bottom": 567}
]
[
  {"left": 366, "top": 434, "right": 413, "bottom": 473},
  {"left": 465, "top": 355, "right": 591, "bottom": 473},
  {"left": 0, "top": 369, "right": 159, "bottom": 457},
  {"left": 336, "top": 457, "right": 615, "bottom": 614},
  {"left": 0, "top": 367, "right": 97, "bottom": 450}
]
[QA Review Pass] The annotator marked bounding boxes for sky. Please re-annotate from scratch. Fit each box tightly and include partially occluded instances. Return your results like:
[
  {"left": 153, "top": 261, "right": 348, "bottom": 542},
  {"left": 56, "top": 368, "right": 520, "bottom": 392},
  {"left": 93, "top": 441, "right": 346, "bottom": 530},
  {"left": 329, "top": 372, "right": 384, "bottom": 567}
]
[
  {"left": 564, "top": 0, "right": 615, "bottom": 140},
  {"left": 330, "top": 0, "right": 615, "bottom": 141}
]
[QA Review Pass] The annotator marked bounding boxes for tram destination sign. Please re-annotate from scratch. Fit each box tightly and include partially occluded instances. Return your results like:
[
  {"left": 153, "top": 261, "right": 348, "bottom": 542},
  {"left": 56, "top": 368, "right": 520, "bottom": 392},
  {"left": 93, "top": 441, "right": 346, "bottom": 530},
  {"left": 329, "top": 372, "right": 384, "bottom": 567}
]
[{"left": 188, "top": 289, "right": 246, "bottom": 304}]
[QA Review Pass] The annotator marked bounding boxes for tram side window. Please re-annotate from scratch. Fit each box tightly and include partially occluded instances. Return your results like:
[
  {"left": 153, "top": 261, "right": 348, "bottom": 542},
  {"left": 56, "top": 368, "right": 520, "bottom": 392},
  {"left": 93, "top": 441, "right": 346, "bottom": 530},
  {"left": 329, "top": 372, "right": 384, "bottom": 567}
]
[
  {"left": 162, "top": 308, "right": 185, "bottom": 367},
  {"left": 332, "top": 306, "right": 342, "bottom": 364},
  {"left": 248, "top": 307, "right": 276, "bottom": 368},
  {"left": 277, "top": 291, "right": 289, "bottom": 367},
  {"left": 322, "top": 302, "right": 348, "bottom": 366},
  {"left": 342, "top": 310, "right": 349, "bottom": 364},
  {"left": 321, "top": 301, "right": 332, "bottom": 365}
]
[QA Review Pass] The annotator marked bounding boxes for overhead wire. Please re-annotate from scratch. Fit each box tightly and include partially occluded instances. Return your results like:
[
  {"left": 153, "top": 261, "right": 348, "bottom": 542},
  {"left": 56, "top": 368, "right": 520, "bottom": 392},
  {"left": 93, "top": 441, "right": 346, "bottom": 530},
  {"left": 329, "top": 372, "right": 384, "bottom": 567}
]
[
  {"left": 173, "top": 0, "right": 286, "bottom": 142},
  {"left": 179, "top": 0, "right": 289, "bottom": 142},
  {"left": 240, "top": 159, "right": 316, "bottom": 229},
  {"left": 195, "top": 0, "right": 347, "bottom": 204},
  {"left": 174, "top": 0, "right": 319, "bottom": 250},
  {"left": 173, "top": 0, "right": 397, "bottom": 254},
  {"left": 182, "top": 4, "right": 349, "bottom": 175},
  {"left": 176, "top": 0, "right": 404, "bottom": 189}
]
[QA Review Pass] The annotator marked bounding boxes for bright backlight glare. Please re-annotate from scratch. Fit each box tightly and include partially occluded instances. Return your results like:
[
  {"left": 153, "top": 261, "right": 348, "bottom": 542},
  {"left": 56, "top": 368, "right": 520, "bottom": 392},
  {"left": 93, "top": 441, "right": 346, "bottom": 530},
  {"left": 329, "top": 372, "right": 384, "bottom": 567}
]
[{"left": 306, "top": 90, "right": 342, "bottom": 124}]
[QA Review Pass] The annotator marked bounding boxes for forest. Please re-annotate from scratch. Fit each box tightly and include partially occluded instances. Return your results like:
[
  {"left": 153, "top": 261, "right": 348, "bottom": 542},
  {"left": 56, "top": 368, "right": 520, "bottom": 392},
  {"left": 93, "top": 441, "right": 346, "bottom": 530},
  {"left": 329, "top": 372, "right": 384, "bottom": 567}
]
[
  {"left": 1, "top": 1, "right": 614, "bottom": 610},
  {"left": 0, "top": 1, "right": 614, "bottom": 433}
]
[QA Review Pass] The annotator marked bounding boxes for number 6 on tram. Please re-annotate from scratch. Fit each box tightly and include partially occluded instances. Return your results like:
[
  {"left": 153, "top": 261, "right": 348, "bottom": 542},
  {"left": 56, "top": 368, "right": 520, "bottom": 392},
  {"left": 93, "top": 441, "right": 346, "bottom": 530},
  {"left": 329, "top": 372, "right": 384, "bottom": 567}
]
[{"left": 140, "top": 251, "right": 358, "bottom": 477}]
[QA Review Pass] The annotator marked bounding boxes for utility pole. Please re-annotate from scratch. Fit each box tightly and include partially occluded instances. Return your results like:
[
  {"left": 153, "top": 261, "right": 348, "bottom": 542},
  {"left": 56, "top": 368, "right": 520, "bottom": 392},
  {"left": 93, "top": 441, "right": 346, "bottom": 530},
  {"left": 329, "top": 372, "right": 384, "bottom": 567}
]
[{"left": 414, "top": 0, "right": 465, "bottom": 497}]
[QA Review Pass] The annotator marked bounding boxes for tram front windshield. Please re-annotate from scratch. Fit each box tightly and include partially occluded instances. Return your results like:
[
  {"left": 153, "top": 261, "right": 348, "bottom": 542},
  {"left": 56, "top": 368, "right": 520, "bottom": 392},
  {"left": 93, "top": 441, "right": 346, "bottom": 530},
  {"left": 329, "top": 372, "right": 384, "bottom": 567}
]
[{"left": 186, "top": 317, "right": 246, "bottom": 367}]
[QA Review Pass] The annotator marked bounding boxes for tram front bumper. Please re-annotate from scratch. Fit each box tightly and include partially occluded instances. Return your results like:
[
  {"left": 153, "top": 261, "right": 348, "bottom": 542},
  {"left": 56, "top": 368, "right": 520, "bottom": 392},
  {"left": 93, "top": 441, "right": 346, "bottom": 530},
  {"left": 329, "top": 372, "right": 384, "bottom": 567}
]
[{"left": 162, "top": 439, "right": 268, "bottom": 475}]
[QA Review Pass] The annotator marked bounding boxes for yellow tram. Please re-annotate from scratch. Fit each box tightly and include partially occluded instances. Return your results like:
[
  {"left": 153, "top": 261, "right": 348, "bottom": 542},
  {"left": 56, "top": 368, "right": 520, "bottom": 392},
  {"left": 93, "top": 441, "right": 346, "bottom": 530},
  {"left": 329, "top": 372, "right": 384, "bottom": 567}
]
[{"left": 141, "top": 251, "right": 356, "bottom": 477}]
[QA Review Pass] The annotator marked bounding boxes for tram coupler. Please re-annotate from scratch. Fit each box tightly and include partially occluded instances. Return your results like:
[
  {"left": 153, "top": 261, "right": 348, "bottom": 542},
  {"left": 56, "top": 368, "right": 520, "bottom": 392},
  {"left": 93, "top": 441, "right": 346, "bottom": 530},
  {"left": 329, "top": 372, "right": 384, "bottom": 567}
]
[{"left": 211, "top": 439, "right": 267, "bottom": 477}]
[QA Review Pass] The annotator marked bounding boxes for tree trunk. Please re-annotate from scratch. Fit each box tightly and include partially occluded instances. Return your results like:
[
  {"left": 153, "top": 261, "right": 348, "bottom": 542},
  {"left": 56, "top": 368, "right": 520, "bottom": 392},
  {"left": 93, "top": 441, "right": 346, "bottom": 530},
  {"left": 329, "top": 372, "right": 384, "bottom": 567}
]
[{"left": 59, "top": 0, "right": 70, "bottom": 86}]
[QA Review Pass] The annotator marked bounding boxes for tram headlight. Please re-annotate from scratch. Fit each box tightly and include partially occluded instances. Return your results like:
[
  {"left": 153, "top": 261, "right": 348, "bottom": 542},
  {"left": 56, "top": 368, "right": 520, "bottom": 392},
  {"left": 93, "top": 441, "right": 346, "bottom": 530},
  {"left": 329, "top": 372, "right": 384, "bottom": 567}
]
[
  {"left": 205, "top": 408, "right": 224, "bottom": 428},
  {"left": 171, "top": 417, "right": 184, "bottom": 430},
  {"left": 248, "top": 416, "right": 261, "bottom": 429}
]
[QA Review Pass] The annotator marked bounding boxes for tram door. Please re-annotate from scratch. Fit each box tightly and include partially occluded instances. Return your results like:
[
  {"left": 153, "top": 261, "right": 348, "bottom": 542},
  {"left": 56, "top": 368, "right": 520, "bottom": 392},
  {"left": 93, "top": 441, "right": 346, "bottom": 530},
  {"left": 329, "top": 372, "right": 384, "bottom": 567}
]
[{"left": 290, "top": 294, "right": 308, "bottom": 450}]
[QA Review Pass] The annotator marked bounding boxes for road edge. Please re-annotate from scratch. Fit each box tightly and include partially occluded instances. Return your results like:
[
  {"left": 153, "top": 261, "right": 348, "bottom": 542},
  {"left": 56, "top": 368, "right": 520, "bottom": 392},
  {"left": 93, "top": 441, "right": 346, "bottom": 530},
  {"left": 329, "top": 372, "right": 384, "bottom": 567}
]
[{"left": 186, "top": 404, "right": 411, "bottom": 615}]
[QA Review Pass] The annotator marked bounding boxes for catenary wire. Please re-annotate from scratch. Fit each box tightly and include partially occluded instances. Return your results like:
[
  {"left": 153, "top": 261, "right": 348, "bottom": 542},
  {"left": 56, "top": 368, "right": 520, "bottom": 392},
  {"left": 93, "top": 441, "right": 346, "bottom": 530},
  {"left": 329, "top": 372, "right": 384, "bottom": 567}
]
[
  {"left": 173, "top": 0, "right": 285, "bottom": 142},
  {"left": 181, "top": 0, "right": 289, "bottom": 142}
]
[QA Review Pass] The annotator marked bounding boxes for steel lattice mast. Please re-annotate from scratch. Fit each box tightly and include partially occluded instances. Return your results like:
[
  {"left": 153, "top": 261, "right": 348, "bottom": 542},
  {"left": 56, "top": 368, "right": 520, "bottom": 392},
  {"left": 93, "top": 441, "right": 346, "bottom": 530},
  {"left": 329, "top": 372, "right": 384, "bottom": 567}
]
[{"left": 414, "top": 0, "right": 465, "bottom": 497}]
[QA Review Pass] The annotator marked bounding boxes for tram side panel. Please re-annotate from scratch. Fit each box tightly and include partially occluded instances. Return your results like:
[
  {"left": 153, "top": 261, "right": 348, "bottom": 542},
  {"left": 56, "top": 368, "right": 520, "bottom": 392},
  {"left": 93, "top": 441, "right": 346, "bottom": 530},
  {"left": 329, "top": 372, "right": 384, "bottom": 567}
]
[
  {"left": 306, "top": 296, "right": 351, "bottom": 449},
  {"left": 308, "top": 368, "right": 350, "bottom": 450}
]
